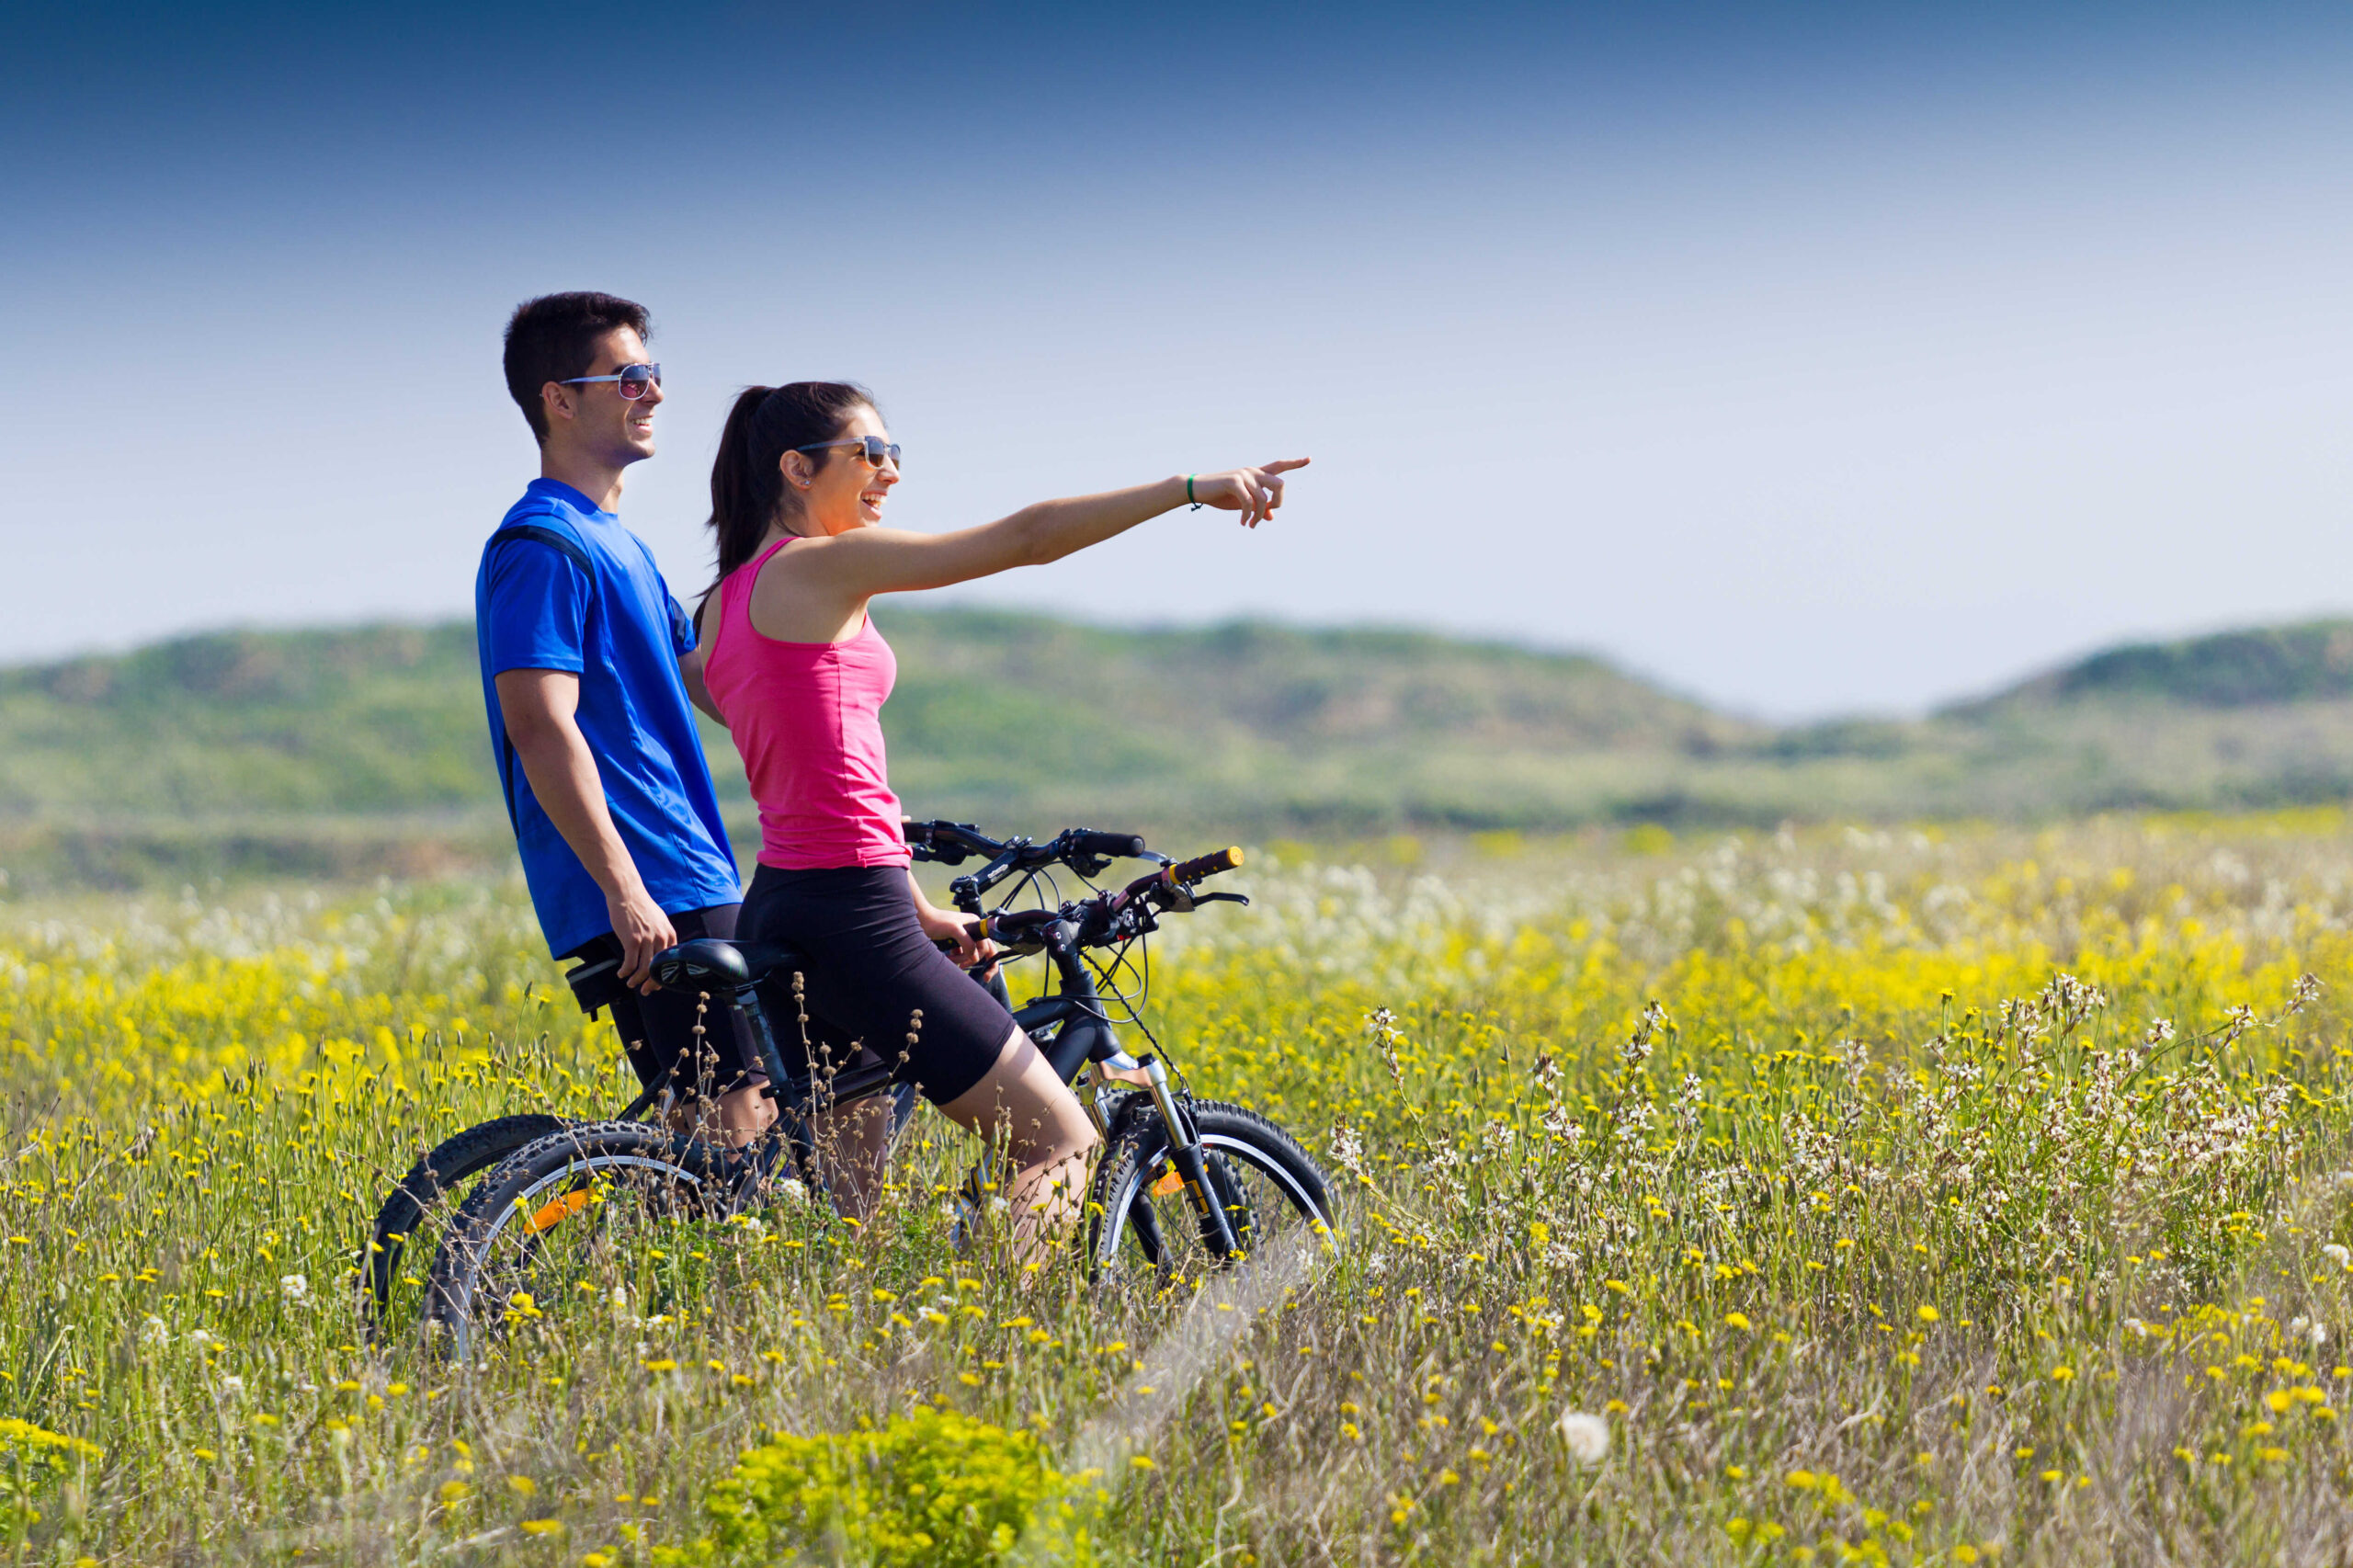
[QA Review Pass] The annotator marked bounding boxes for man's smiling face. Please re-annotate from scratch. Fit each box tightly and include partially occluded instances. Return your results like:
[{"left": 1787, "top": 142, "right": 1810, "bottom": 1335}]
[{"left": 554, "top": 325, "right": 661, "bottom": 464}]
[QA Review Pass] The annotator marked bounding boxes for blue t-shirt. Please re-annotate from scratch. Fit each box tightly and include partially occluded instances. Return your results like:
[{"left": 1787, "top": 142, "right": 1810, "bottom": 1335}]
[{"left": 474, "top": 479, "right": 740, "bottom": 957}]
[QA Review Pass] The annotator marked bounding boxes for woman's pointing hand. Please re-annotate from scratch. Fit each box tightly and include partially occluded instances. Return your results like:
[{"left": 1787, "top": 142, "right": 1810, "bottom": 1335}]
[{"left": 1188, "top": 458, "right": 1311, "bottom": 529}]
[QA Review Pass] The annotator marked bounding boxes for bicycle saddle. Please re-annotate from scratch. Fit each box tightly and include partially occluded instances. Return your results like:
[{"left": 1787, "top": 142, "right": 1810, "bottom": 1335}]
[{"left": 649, "top": 937, "right": 811, "bottom": 991}]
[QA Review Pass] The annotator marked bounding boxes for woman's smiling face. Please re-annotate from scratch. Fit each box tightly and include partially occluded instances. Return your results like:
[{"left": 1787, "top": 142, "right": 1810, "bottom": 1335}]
[{"left": 789, "top": 403, "right": 899, "bottom": 536}]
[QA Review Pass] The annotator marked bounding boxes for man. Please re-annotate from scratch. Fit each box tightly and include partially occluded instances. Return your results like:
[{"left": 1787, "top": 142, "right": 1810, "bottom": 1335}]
[{"left": 476, "top": 290, "right": 772, "bottom": 1142}]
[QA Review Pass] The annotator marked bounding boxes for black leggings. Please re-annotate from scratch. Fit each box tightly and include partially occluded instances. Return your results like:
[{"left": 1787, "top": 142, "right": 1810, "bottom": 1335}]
[{"left": 739, "top": 864, "right": 1017, "bottom": 1106}]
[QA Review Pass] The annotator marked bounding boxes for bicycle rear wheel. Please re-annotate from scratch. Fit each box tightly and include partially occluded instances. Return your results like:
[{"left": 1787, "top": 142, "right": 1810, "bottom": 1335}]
[
  {"left": 1086, "top": 1099, "right": 1339, "bottom": 1286},
  {"left": 362, "top": 1114, "right": 569, "bottom": 1341},
  {"left": 422, "top": 1120, "right": 744, "bottom": 1362}
]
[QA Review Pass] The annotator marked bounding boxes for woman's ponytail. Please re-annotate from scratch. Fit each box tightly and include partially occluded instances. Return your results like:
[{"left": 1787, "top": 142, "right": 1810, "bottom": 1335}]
[
  {"left": 710, "top": 386, "right": 779, "bottom": 583},
  {"left": 704, "top": 381, "right": 880, "bottom": 588}
]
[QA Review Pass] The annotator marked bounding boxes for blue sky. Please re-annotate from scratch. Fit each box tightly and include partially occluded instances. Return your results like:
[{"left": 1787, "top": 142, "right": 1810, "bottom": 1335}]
[{"left": 7, "top": 2, "right": 2349, "bottom": 718}]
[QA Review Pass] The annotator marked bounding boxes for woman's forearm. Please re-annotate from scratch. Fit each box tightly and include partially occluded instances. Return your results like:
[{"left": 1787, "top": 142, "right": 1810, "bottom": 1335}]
[{"left": 998, "top": 477, "right": 1188, "bottom": 567}]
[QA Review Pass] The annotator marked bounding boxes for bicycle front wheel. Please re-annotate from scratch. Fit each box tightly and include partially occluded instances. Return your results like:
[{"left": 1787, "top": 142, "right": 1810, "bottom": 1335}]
[
  {"left": 1086, "top": 1099, "right": 1339, "bottom": 1286},
  {"left": 422, "top": 1120, "right": 741, "bottom": 1362}
]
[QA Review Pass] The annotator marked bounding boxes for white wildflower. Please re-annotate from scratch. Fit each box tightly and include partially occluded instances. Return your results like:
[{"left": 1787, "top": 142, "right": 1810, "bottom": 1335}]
[
  {"left": 779, "top": 1178, "right": 810, "bottom": 1206},
  {"left": 1556, "top": 1410, "right": 1610, "bottom": 1465},
  {"left": 216, "top": 1375, "right": 244, "bottom": 1399},
  {"left": 1330, "top": 1122, "right": 1368, "bottom": 1184},
  {"left": 2324, "top": 1243, "right": 2350, "bottom": 1269},
  {"left": 2122, "top": 1318, "right": 2147, "bottom": 1339},
  {"left": 140, "top": 1315, "right": 170, "bottom": 1346},
  {"left": 278, "top": 1273, "right": 309, "bottom": 1304}
]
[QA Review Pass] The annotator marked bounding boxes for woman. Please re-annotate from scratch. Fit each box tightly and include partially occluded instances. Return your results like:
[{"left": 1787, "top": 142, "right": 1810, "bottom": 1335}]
[{"left": 696, "top": 380, "right": 1304, "bottom": 1264}]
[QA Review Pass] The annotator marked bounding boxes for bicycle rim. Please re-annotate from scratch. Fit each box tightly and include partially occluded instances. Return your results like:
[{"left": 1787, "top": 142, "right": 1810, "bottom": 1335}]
[{"left": 432, "top": 1150, "right": 714, "bottom": 1361}]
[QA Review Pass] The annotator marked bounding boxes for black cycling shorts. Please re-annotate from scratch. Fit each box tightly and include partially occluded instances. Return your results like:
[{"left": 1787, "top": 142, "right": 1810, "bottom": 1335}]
[
  {"left": 562, "top": 903, "right": 767, "bottom": 1102},
  {"left": 739, "top": 864, "right": 1017, "bottom": 1106}
]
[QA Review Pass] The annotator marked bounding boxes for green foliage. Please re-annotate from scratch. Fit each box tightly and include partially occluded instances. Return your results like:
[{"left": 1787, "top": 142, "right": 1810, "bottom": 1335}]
[
  {"left": 0, "top": 622, "right": 490, "bottom": 818},
  {"left": 14, "top": 611, "right": 2353, "bottom": 892},
  {"left": 1965, "top": 619, "right": 2353, "bottom": 710},
  {"left": 665, "top": 1406, "right": 1084, "bottom": 1567},
  {"left": 0, "top": 1418, "right": 102, "bottom": 1541}
]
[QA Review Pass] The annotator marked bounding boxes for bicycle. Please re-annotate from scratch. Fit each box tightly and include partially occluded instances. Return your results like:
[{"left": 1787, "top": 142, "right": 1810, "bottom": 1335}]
[{"left": 392, "top": 824, "right": 1339, "bottom": 1359}]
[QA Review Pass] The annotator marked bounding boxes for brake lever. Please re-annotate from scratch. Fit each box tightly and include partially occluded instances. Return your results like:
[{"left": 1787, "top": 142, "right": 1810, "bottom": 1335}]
[{"left": 1191, "top": 892, "right": 1249, "bottom": 907}]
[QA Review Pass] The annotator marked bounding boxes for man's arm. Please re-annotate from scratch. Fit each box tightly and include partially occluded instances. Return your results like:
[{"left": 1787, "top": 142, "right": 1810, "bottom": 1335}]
[
  {"left": 678, "top": 642, "right": 727, "bottom": 726},
  {"left": 496, "top": 667, "right": 676, "bottom": 990},
  {"left": 680, "top": 592, "right": 728, "bottom": 726}
]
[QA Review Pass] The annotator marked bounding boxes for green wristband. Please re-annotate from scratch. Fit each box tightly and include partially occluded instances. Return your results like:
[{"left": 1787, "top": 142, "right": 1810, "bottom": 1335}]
[{"left": 1186, "top": 474, "right": 1199, "bottom": 509}]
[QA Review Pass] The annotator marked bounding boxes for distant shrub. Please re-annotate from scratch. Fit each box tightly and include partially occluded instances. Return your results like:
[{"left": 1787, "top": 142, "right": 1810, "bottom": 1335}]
[{"left": 661, "top": 1406, "right": 1096, "bottom": 1567}]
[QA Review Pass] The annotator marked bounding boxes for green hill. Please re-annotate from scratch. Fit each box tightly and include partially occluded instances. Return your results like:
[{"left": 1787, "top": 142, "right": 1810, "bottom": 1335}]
[
  {"left": 1954, "top": 620, "right": 2353, "bottom": 711},
  {"left": 0, "top": 611, "right": 1752, "bottom": 887},
  {"left": 6, "top": 611, "right": 2353, "bottom": 890}
]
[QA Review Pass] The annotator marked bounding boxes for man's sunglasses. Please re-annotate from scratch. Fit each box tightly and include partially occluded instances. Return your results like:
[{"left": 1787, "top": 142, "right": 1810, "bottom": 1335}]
[
  {"left": 795, "top": 436, "right": 903, "bottom": 469},
  {"left": 558, "top": 363, "right": 663, "bottom": 400}
]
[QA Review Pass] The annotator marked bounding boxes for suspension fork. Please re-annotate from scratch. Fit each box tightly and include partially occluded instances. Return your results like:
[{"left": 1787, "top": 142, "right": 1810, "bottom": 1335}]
[{"left": 1140, "top": 1053, "right": 1239, "bottom": 1257}]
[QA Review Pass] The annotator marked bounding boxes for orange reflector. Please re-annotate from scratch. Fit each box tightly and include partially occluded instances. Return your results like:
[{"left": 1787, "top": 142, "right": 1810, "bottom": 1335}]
[
  {"left": 1150, "top": 1171, "right": 1185, "bottom": 1199},
  {"left": 526, "top": 1188, "right": 592, "bottom": 1234}
]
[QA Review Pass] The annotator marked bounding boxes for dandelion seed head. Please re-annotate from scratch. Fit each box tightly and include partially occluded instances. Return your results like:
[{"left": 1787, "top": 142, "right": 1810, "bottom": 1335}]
[{"left": 1556, "top": 1410, "right": 1609, "bottom": 1465}]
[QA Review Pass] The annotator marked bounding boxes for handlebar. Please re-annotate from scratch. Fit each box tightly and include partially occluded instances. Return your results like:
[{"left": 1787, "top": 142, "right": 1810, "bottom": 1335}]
[
  {"left": 1072, "top": 829, "right": 1149, "bottom": 860},
  {"left": 902, "top": 820, "right": 997, "bottom": 866},
  {"left": 907, "top": 818, "right": 1160, "bottom": 898},
  {"left": 906, "top": 819, "right": 1248, "bottom": 958},
  {"left": 1169, "top": 845, "right": 1244, "bottom": 885}
]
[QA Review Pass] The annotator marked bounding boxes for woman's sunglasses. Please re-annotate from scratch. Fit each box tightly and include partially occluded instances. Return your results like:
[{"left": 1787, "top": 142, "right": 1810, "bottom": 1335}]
[
  {"left": 794, "top": 436, "right": 903, "bottom": 469},
  {"left": 559, "top": 363, "right": 663, "bottom": 400}
]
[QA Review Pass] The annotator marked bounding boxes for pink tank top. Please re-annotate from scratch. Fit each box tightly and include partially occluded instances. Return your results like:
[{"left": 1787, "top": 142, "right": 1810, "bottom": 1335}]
[{"left": 704, "top": 537, "right": 910, "bottom": 869}]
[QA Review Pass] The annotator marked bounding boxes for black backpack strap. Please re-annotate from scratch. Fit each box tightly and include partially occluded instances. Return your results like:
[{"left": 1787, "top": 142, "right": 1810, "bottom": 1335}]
[
  {"left": 484, "top": 523, "right": 597, "bottom": 835},
  {"left": 490, "top": 522, "right": 593, "bottom": 576}
]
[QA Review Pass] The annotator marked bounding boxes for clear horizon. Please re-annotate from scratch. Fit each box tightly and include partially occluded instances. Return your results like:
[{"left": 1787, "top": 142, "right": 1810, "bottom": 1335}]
[{"left": 8, "top": 2, "right": 2350, "bottom": 721}]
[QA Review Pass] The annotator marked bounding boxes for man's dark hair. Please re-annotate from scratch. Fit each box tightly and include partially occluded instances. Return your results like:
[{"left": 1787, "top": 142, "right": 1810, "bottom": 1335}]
[{"left": 502, "top": 291, "right": 652, "bottom": 444}]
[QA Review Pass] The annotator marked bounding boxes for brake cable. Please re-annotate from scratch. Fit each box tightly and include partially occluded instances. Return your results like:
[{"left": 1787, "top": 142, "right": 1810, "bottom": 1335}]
[{"left": 1081, "top": 914, "right": 1200, "bottom": 1102}]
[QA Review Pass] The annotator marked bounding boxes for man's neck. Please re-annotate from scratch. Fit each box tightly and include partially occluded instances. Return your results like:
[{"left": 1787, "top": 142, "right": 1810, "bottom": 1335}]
[{"left": 539, "top": 447, "right": 628, "bottom": 513}]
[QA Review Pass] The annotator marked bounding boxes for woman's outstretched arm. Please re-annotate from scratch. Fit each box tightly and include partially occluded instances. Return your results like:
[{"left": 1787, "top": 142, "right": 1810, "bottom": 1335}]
[{"left": 788, "top": 460, "right": 1307, "bottom": 601}]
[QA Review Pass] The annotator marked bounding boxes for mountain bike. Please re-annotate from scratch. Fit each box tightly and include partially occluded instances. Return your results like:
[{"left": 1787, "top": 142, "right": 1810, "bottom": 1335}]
[{"left": 404, "top": 824, "right": 1338, "bottom": 1359}]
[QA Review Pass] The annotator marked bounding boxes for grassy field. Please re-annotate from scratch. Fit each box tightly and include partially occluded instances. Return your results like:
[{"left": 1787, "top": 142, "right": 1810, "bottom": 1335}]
[{"left": 7, "top": 814, "right": 2353, "bottom": 1562}]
